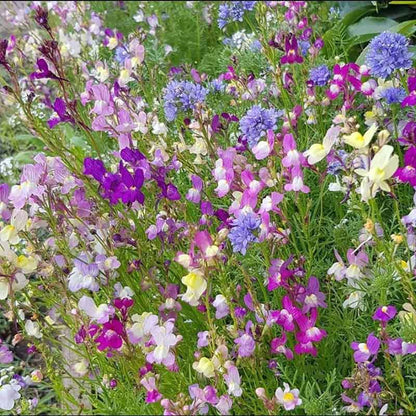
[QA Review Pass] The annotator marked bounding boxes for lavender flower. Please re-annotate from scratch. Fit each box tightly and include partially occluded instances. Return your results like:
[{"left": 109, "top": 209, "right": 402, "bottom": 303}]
[
  {"left": 309, "top": 65, "right": 331, "bottom": 86},
  {"left": 218, "top": 1, "right": 256, "bottom": 29},
  {"left": 163, "top": 80, "right": 208, "bottom": 122},
  {"left": 228, "top": 211, "right": 261, "bottom": 254},
  {"left": 239, "top": 105, "right": 281, "bottom": 148},
  {"left": 380, "top": 87, "right": 406, "bottom": 104},
  {"left": 366, "top": 32, "right": 413, "bottom": 79},
  {"left": 114, "top": 46, "right": 130, "bottom": 64}
]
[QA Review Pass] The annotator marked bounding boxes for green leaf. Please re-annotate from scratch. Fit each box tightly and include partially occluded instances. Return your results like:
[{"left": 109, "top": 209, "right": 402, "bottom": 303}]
[
  {"left": 389, "top": 19, "right": 416, "bottom": 37},
  {"left": 340, "top": 4, "right": 375, "bottom": 26},
  {"left": 14, "top": 150, "right": 37, "bottom": 165},
  {"left": 347, "top": 16, "right": 397, "bottom": 39}
]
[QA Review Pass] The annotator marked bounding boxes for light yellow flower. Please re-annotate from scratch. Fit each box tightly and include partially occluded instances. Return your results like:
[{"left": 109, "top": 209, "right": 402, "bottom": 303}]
[
  {"left": 343, "top": 123, "right": 377, "bottom": 149},
  {"left": 193, "top": 357, "right": 215, "bottom": 378},
  {"left": 181, "top": 270, "right": 207, "bottom": 306},
  {"left": 355, "top": 145, "right": 398, "bottom": 201},
  {"left": 304, "top": 126, "right": 339, "bottom": 165}
]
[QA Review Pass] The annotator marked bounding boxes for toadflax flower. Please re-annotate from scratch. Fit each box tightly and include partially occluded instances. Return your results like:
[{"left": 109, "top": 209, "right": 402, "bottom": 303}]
[
  {"left": 372, "top": 305, "right": 397, "bottom": 323},
  {"left": 147, "top": 321, "right": 181, "bottom": 367},
  {"left": 304, "top": 126, "right": 339, "bottom": 164},
  {"left": 356, "top": 145, "right": 399, "bottom": 200},
  {"left": 351, "top": 333, "right": 380, "bottom": 363},
  {"left": 394, "top": 147, "right": 416, "bottom": 186},
  {"left": 0, "top": 383, "right": 21, "bottom": 411},
  {"left": 181, "top": 270, "right": 207, "bottom": 306},
  {"left": 275, "top": 383, "right": 302, "bottom": 410},
  {"left": 343, "top": 123, "right": 377, "bottom": 149},
  {"left": 366, "top": 32, "right": 413, "bottom": 79}
]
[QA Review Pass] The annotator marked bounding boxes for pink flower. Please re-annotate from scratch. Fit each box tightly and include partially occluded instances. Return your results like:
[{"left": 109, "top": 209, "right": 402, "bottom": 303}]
[
  {"left": 275, "top": 383, "right": 302, "bottom": 410},
  {"left": 223, "top": 363, "right": 242, "bottom": 397}
]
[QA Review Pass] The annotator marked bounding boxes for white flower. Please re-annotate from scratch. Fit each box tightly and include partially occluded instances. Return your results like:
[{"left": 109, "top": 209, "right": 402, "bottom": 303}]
[
  {"left": 0, "top": 209, "right": 29, "bottom": 245},
  {"left": 78, "top": 296, "right": 114, "bottom": 324},
  {"left": 343, "top": 291, "right": 365, "bottom": 310},
  {"left": 0, "top": 383, "right": 21, "bottom": 411},
  {"left": 25, "top": 320, "right": 42, "bottom": 339},
  {"left": 355, "top": 145, "right": 399, "bottom": 201}
]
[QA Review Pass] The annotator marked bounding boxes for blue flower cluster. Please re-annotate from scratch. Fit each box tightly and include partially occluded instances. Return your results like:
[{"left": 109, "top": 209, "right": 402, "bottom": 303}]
[
  {"left": 218, "top": 1, "right": 257, "bottom": 29},
  {"left": 380, "top": 87, "right": 406, "bottom": 104},
  {"left": 239, "top": 105, "right": 281, "bottom": 148},
  {"left": 163, "top": 80, "right": 208, "bottom": 122},
  {"left": 366, "top": 32, "right": 413, "bottom": 79},
  {"left": 228, "top": 212, "right": 261, "bottom": 255},
  {"left": 309, "top": 65, "right": 331, "bottom": 86}
]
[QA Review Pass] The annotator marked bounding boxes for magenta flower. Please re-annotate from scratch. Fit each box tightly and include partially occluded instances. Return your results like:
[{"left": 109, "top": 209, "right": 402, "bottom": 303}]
[
  {"left": 402, "top": 76, "right": 416, "bottom": 107},
  {"left": 270, "top": 333, "right": 293, "bottom": 360},
  {"left": 351, "top": 333, "right": 380, "bottom": 363},
  {"left": 387, "top": 338, "right": 416, "bottom": 355},
  {"left": 394, "top": 147, "right": 416, "bottom": 186},
  {"left": 30, "top": 58, "right": 66, "bottom": 81},
  {"left": 48, "top": 98, "right": 75, "bottom": 128},
  {"left": 186, "top": 175, "right": 203, "bottom": 204},
  {"left": 295, "top": 309, "right": 327, "bottom": 344},
  {"left": 284, "top": 165, "right": 310, "bottom": 193},
  {"left": 372, "top": 305, "right": 397, "bottom": 323},
  {"left": 94, "top": 318, "right": 125, "bottom": 351},
  {"left": 282, "top": 134, "right": 305, "bottom": 168},
  {"left": 280, "top": 34, "right": 303, "bottom": 64}
]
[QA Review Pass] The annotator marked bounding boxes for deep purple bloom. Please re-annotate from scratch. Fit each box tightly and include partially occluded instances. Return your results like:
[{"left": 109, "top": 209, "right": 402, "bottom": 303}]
[
  {"left": 30, "top": 58, "right": 65, "bottom": 81},
  {"left": 372, "top": 305, "right": 397, "bottom": 322},
  {"left": 366, "top": 32, "right": 413, "bottom": 79},
  {"left": 351, "top": 333, "right": 380, "bottom": 363},
  {"left": 48, "top": 98, "right": 75, "bottom": 128},
  {"left": 402, "top": 76, "right": 416, "bottom": 107},
  {"left": 280, "top": 34, "right": 303, "bottom": 64},
  {"left": 83, "top": 158, "right": 107, "bottom": 182}
]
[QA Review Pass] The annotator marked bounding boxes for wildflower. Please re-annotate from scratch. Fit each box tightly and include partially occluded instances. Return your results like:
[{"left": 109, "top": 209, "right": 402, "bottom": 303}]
[
  {"left": 282, "top": 134, "right": 305, "bottom": 167},
  {"left": 234, "top": 332, "right": 255, "bottom": 357},
  {"left": 343, "top": 124, "right": 377, "bottom": 149},
  {"left": 223, "top": 363, "right": 242, "bottom": 397},
  {"left": 217, "top": 1, "right": 256, "bottom": 29},
  {"left": 128, "top": 312, "right": 158, "bottom": 344},
  {"left": 140, "top": 376, "right": 162, "bottom": 403},
  {"left": 343, "top": 291, "right": 365, "bottom": 311},
  {"left": 78, "top": 296, "right": 114, "bottom": 324},
  {"left": 394, "top": 147, "right": 416, "bottom": 186},
  {"left": 356, "top": 145, "right": 399, "bottom": 199},
  {"left": 48, "top": 98, "right": 75, "bottom": 128},
  {"left": 345, "top": 249, "right": 368, "bottom": 282},
  {"left": 366, "top": 32, "right": 413, "bottom": 79},
  {"left": 0, "top": 383, "right": 21, "bottom": 411},
  {"left": 239, "top": 105, "right": 281, "bottom": 148},
  {"left": 0, "top": 343, "right": 13, "bottom": 364},
  {"left": 402, "top": 76, "right": 416, "bottom": 107},
  {"left": 212, "top": 295, "right": 230, "bottom": 319},
  {"left": 275, "top": 383, "right": 302, "bottom": 410},
  {"left": 284, "top": 165, "right": 310, "bottom": 193},
  {"left": 68, "top": 258, "right": 99, "bottom": 292},
  {"left": 351, "top": 333, "right": 380, "bottom": 362},
  {"left": 94, "top": 318, "right": 125, "bottom": 351},
  {"left": 163, "top": 80, "right": 208, "bottom": 122},
  {"left": 147, "top": 321, "right": 181, "bottom": 367},
  {"left": 380, "top": 87, "right": 406, "bottom": 104},
  {"left": 192, "top": 357, "right": 215, "bottom": 377},
  {"left": 0, "top": 209, "right": 28, "bottom": 245},
  {"left": 297, "top": 276, "right": 327, "bottom": 313},
  {"left": 281, "top": 34, "right": 303, "bottom": 64},
  {"left": 186, "top": 175, "right": 203, "bottom": 204},
  {"left": 309, "top": 65, "right": 331, "bottom": 86},
  {"left": 181, "top": 270, "right": 207, "bottom": 306},
  {"left": 304, "top": 126, "right": 339, "bottom": 164},
  {"left": 197, "top": 331, "right": 210, "bottom": 348},
  {"left": 271, "top": 333, "right": 294, "bottom": 360},
  {"left": 228, "top": 211, "right": 261, "bottom": 255},
  {"left": 387, "top": 338, "right": 416, "bottom": 355},
  {"left": 372, "top": 305, "right": 397, "bottom": 322}
]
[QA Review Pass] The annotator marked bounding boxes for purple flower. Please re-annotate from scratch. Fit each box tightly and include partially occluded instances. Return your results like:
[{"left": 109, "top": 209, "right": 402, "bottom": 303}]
[
  {"left": 163, "top": 80, "right": 208, "bottom": 122},
  {"left": 114, "top": 46, "right": 130, "bottom": 64},
  {"left": 94, "top": 318, "right": 125, "bottom": 351},
  {"left": 234, "top": 333, "right": 255, "bottom": 357},
  {"left": 351, "top": 333, "right": 380, "bottom": 363},
  {"left": 48, "top": 98, "right": 75, "bottom": 128},
  {"left": 297, "top": 276, "right": 327, "bottom": 313},
  {"left": 309, "top": 65, "right": 331, "bottom": 86},
  {"left": 228, "top": 211, "right": 261, "bottom": 255},
  {"left": 366, "top": 32, "right": 413, "bottom": 79},
  {"left": 372, "top": 305, "right": 397, "bottom": 322},
  {"left": 239, "top": 105, "right": 281, "bottom": 148},
  {"left": 394, "top": 147, "right": 416, "bottom": 186},
  {"left": 83, "top": 158, "right": 107, "bottom": 182},
  {"left": 30, "top": 58, "right": 65, "bottom": 81},
  {"left": 380, "top": 87, "right": 406, "bottom": 104},
  {"left": 387, "top": 338, "right": 416, "bottom": 355},
  {"left": 0, "top": 344, "right": 13, "bottom": 364},
  {"left": 398, "top": 121, "right": 416, "bottom": 146},
  {"left": 281, "top": 34, "right": 303, "bottom": 64},
  {"left": 217, "top": 1, "right": 256, "bottom": 29},
  {"left": 402, "top": 76, "right": 416, "bottom": 107}
]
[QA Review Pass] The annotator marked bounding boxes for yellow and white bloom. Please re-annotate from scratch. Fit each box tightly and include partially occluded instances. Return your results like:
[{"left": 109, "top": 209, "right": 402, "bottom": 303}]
[
  {"left": 181, "top": 270, "right": 207, "bottom": 306},
  {"left": 355, "top": 145, "right": 399, "bottom": 201},
  {"left": 343, "top": 123, "right": 377, "bottom": 149},
  {"left": 193, "top": 357, "right": 215, "bottom": 378},
  {"left": 304, "top": 126, "right": 340, "bottom": 165},
  {"left": 0, "top": 209, "right": 29, "bottom": 245}
]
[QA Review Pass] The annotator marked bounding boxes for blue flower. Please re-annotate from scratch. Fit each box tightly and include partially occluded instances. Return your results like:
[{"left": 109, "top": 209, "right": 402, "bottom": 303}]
[
  {"left": 163, "top": 80, "right": 208, "bottom": 122},
  {"left": 299, "top": 40, "right": 310, "bottom": 57},
  {"left": 380, "top": 87, "right": 406, "bottom": 104},
  {"left": 114, "top": 46, "right": 130, "bottom": 64},
  {"left": 366, "top": 32, "right": 413, "bottom": 79},
  {"left": 218, "top": 1, "right": 256, "bottom": 29},
  {"left": 239, "top": 105, "right": 281, "bottom": 148},
  {"left": 228, "top": 212, "right": 261, "bottom": 255},
  {"left": 309, "top": 65, "right": 331, "bottom": 86}
]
